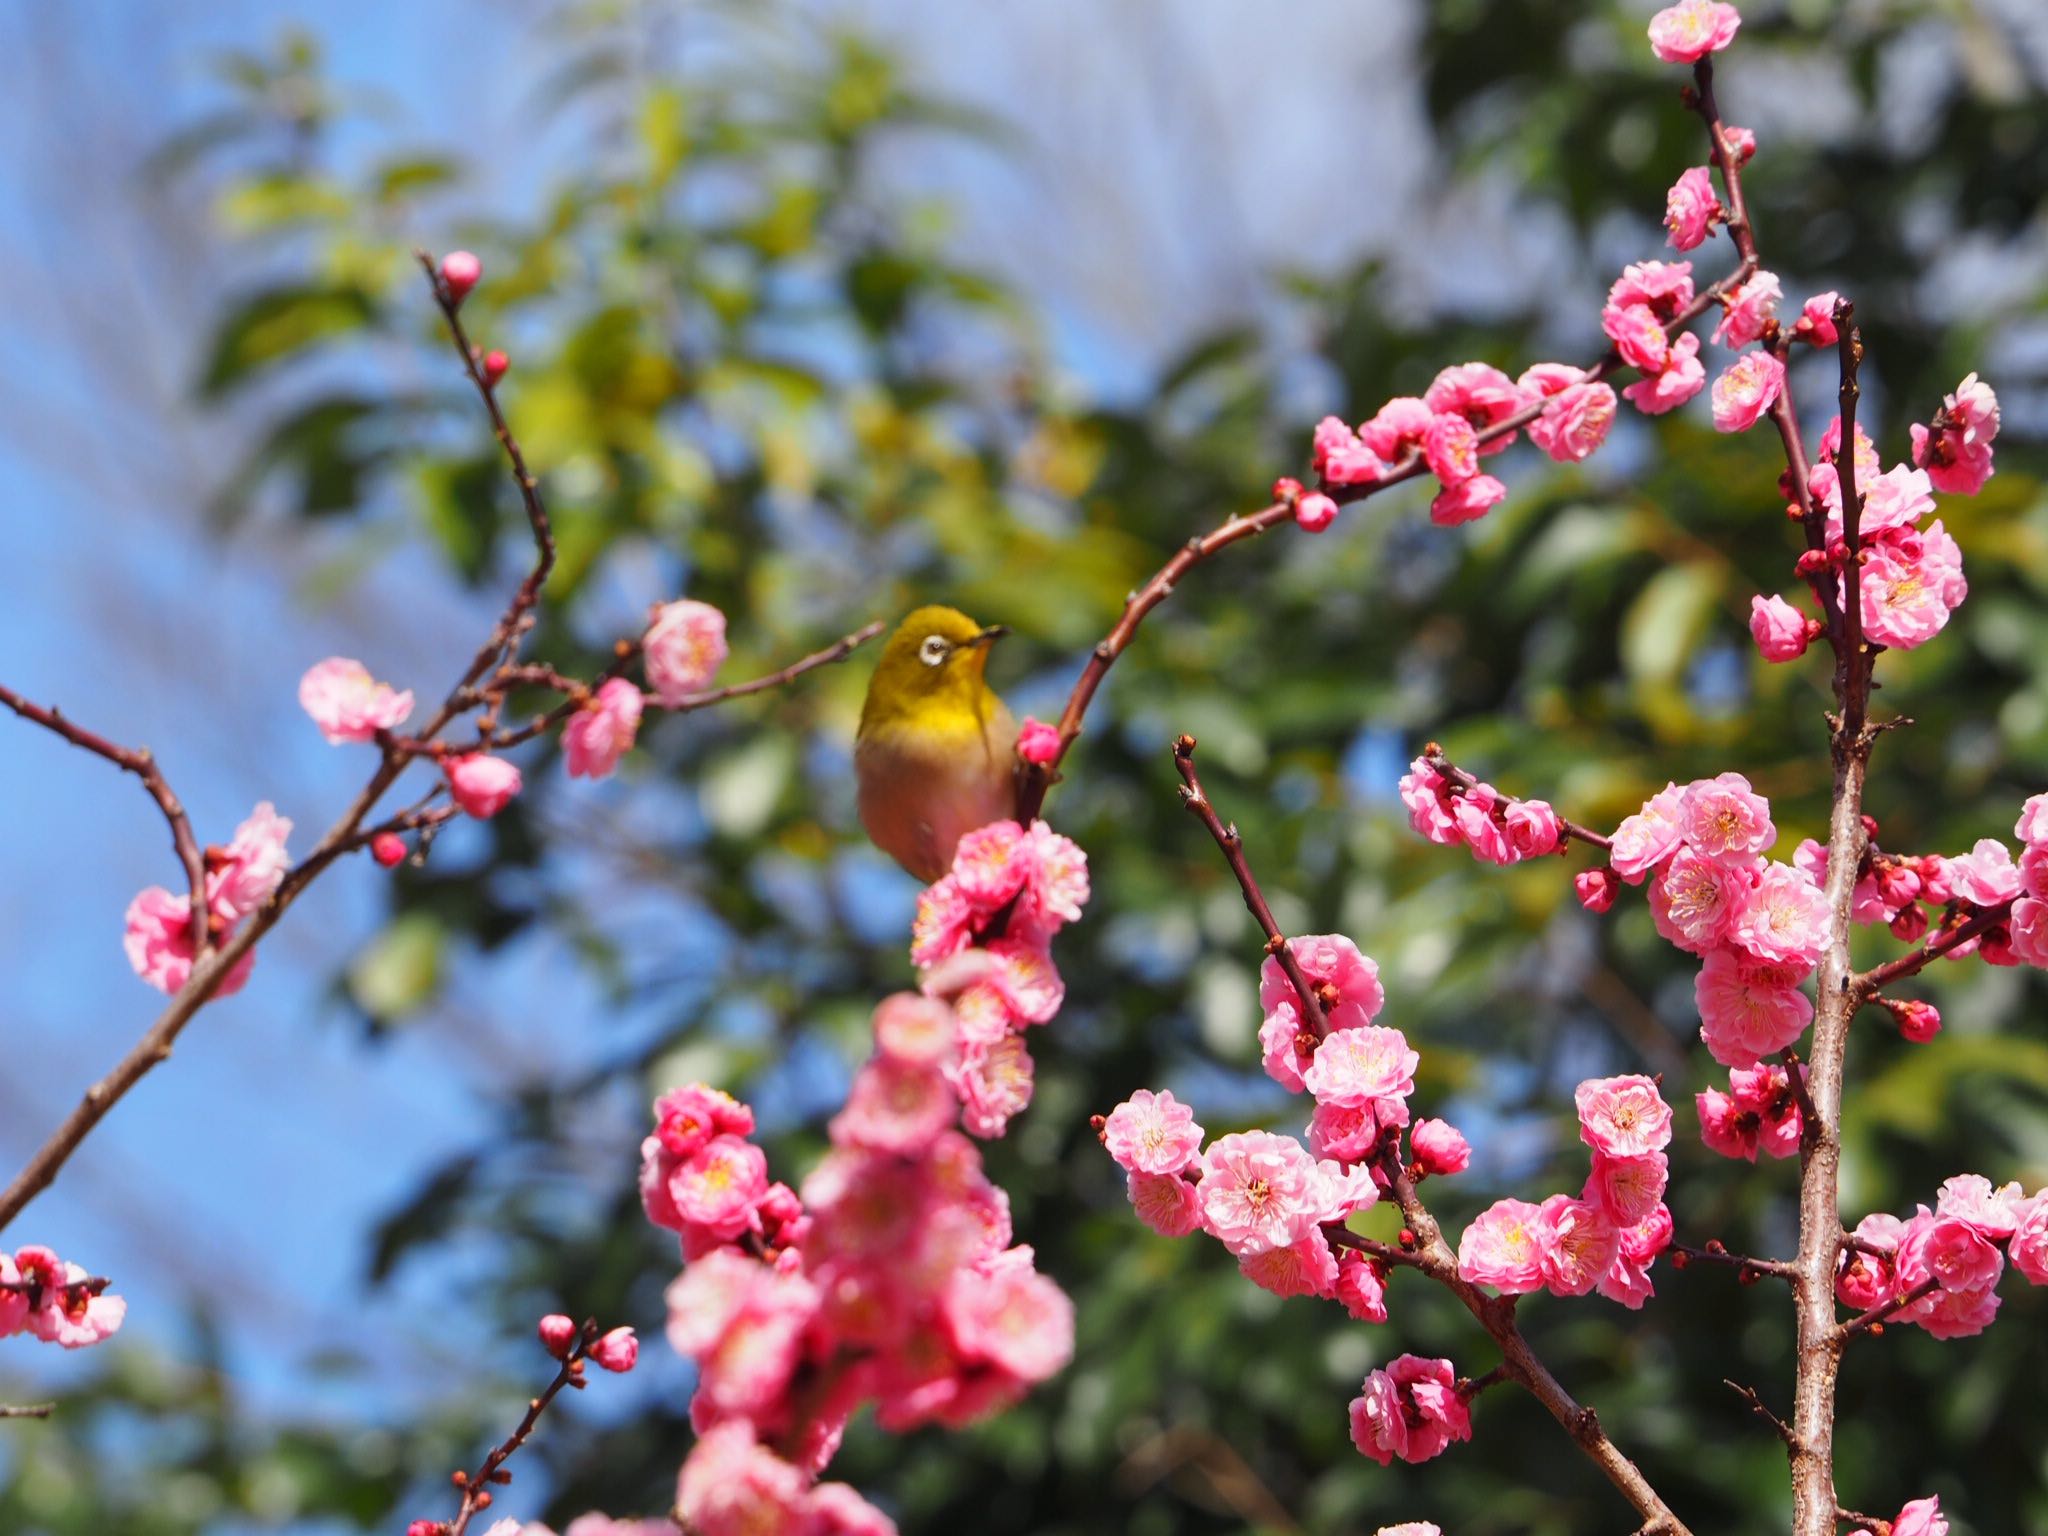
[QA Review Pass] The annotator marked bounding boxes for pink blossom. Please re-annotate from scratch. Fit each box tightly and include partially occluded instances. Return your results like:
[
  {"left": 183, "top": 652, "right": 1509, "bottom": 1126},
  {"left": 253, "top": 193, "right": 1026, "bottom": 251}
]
[
  {"left": 1936, "top": 1174, "right": 2029, "bottom": 1241},
  {"left": 1259, "top": 1004, "right": 1316, "bottom": 1094},
  {"left": 1730, "top": 861, "right": 1829, "bottom": 969},
  {"left": 1946, "top": 839, "right": 2020, "bottom": 907},
  {"left": 941, "top": 1249, "right": 1074, "bottom": 1383},
  {"left": 1411, "top": 1118, "right": 1471, "bottom": 1176},
  {"left": 1127, "top": 1170, "right": 1202, "bottom": 1237},
  {"left": 1517, "top": 362, "right": 1587, "bottom": 399},
  {"left": 2012, "top": 898, "right": 2048, "bottom": 969},
  {"left": 809, "top": 1484, "right": 899, "bottom": 1536},
  {"left": 1679, "top": 771, "right": 1775, "bottom": 866},
  {"left": 676, "top": 1422, "right": 811, "bottom": 1536},
  {"left": 1696, "top": 947, "right": 1813, "bottom": 1068},
  {"left": 1712, "top": 270, "right": 1781, "bottom": 348},
  {"left": 538, "top": 1313, "right": 578, "bottom": 1358},
  {"left": 297, "top": 657, "right": 413, "bottom": 744},
  {"left": 1308, "top": 1099, "right": 1390, "bottom": 1163},
  {"left": 1609, "top": 260, "right": 1696, "bottom": 317},
  {"left": 1850, "top": 465, "right": 1935, "bottom": 538},
  {"left": 1303, "top": 1025, "right": 1419, "bottom": 1111},
  {"left": 2015, "top": 793, "right": 2048, "bottom": 849},
  {"left": 1540, "top": 1195, "right": 1621, "bottom": 1297},
  {"left": 1399, "top": 758, "right": 1461, "bottom": 845},
  {"left": 1350, "top": 1355, "right": 1471, "bottom": 1467},
  {"left": 1585, "top": 1150, "right": 1669, "bottom": 1226},
  {"left": 1910, "top": 1284, "right": 2000, "bottom": 1340},
  {"left": 1835, "top": 1213, "right": 1903, "bottom": 1310},
  {"left": 440, "top": 249, "right": 481, "bottom": 301},
  {"left": 1723, "top": 125, "right": 1757, "bottom": 162},
  {"left": 831, "top": 1058, "right": 955, "bottom": 1157},
  {"left": 1528, "top": 382, "right": 1617, "bottom": 463},
  {"left": 2009, "top": 1198, "right": 2048, "bottom": 1285},
  {"left": 1648, "top": 0, "right": 1741, "bottom": 62},
  {"left": 1749, "top": 593, "right": 1811, "bottom": 662},
  {"left": 207, "top": 801, "right": 293, "bottom": 922},
  {"left": 590, "top": 1326, "right": 638, "bottom": 1372},
  {"left": 1575, "top": 867, "right": 1619, "bottom": 912},
  {"left": 653, "top": 1083, "right": 754, "bottom": 1160},
  {"left": 11, "top": 1250, "right": 125, "bottom": 1349},
  {"left": 1602, "top": 301, "right": 1670, "bottom": 374},
  {"left": 1857, "top": 545, "right": 1954, "bottom": 650},
  {"left": 1295, "top": 490, "right": 1340, "bottom": 533},
  {"left": 1610, "top": 782, "right": 1688, "bottom": 882},
  {"left": 1424, "top": 362, "right": 1529, "bottom": 449},
  {"left": 1452, "top": 784, "right": 1513, "bottom": 864},
  {"left": 1504, "top": 799, "right": 1564, "bottom": 859},
  {"left": 1649, "top": 846, "right": 1745, "bottom": 954},
  {"left": 947, "top": 1034, "right": 1035, "bottom": 1139},
  {"left": 1457, "top": 1197, "right": 1554, "bottom": 1293},
  {"left": 1311, "top": 416, "right": 1382, "bottom": 487},
  {"left": 447, "top": 754, "right": 523, "bottom": 819},
  {"left": 1911, "top": 373, "right": 1999, "bottom": 496},
  {"left": 1891, "top": 1497, "right": 1948, "bottom": 1536},
  {"left": 1422, "top": 413, "right": 1480, "bottom": 485},
  {"left": 669, "top": 1134, "right": 770, "bottom": 1241},
  {"left": 1575, "top": 1074, "right": 1675, "bottom": 1157},
  {"left": 1197, "top": 1131, "right": 1327, "bottom": 1257},
  {"left": 1260, "top": 934, "right": 1385, "bottom": 1034},
  {"left": 563, "top": 678, "right": 643, "bottom": 780},
  {"left": 1623, "top": 333, "right": 1707, "bottom": 415},
  {"left": 1103, "top": 1089, "right": 1204, "bottom": 1176},
  {"left": 1015, "top": 716, "right": 1060, "bottom": 766},
  {"left": 1664, "top": 165, "right": 1722, "bottom": 250},
  {"left": 643, "top": 599, "right": 728, "bottom": 705},
  {"left": 1920, "top": 518, "right": 1968, "bottom": 610},
  {"left": 1696, "top": 1063, "right": 1803, "bottom": 1161},
  {"left": 122, "top": 887, "right": 254, "bottom": 997},
  {"left": 1429, "top": 474, "right": 1507, "bottom": 527},
  {"left": 872, "top": 992, "right": 957, "bottom": 1068},
  {"left": 1709, "top": 351, "right": 1784, "bottom": 433},
  {"left": 1358, "top": 396, "right": 1437, "bottom": 462},
  {"left": 1335, "top": 1251, "right": 1390, "bottom": 1322},
  {"left": 1793, "top": 291, "right": 1840, "bottom": 346},
  {"left": 1239, "top": 1229, "right": 1340, "bottom": 1299},
  {"left": 1897, "top": 1208, "right": 2003, "bottom": 1294}
]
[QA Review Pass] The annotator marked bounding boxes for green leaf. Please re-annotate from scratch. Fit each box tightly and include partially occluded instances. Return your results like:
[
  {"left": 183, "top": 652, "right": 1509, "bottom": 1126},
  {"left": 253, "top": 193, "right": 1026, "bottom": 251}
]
[{"left": 198, "top": 283, "right": 377, "bottom": 397}]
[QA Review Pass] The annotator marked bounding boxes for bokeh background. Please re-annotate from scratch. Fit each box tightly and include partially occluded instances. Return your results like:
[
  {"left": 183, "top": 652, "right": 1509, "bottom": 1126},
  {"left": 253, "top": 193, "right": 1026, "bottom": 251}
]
[{"left": 4, "top": 0, "right": 2048, "bottom": 1531}]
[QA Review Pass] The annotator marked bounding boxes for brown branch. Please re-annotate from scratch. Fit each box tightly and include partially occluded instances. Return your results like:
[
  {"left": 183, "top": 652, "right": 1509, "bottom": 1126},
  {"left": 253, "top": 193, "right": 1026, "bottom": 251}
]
[
  {"left": 0, "top": 1403, "right": 54, "bottom": 1421},
  {"left": 1672, "top": 1243, "right": 1794, "bottom": 1282},
  {"left": 1170, "top": 734, "right": 1331, "bottom": 1039},
  {"left": 1855, "top": 901, "right": 2010, "bottom": 995},
  {"left": 1422, "top": 746, "right": 1614, "bottom": 851},
  {"left": 1836, "top": 1509, "right": 1890, "bottom": 1534},
  {"left": 0, "top": 685, "right": 209, "bottom": 937},
  {"left": 1725, "top": 1379, "right": 1797, "bottom": 1450},
  {"left": 443, "top": 1322, "right": 597, "bottom": 1536}
]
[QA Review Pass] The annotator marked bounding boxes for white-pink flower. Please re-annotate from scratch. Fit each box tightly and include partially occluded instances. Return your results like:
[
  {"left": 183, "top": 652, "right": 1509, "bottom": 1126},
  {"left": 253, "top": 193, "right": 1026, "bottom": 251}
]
[
  {"left": 1539, "top": 1194, "right": 1622, "bottom": 1297},
  {"left": 1729, "top": 861, "right": 1829, "bottom": 970},
  {"left": 1611, "top": 782, "right": 1688, "bottom": 882},
  {"left": 1648, "top": 0, "right": 1742, "bottom": 63},
  {"left": 298, "top": 657, "right": 414, "bottom": 744},
  {"left": 122, "top": 887, "right": 255, "bottom": 997},
  {"left": 1711, "top": 270, "right": 1781, "bottom": 349},
  {"left": 1127, "top": 1170, "right": 1202, "bottom": 1237},
  {"left": 447, "top": 753, "right": 523, "bottom": 819},
  {"left": 1527, "top": 382, "right": 1617, "bottom": 463},
  {"left": 1696, "top": 947, "right": 1813, "bottom": 1068},
  {"left": 1749, "top": 593, "right": 1810, "bottom": 662},
  {"left": 1302, "top": 1025, "right": 1419, "bottom": 1111},
  {"left": 1311, "top": 416, "right": 1382, "bottom": 487},
  {"left": 643, "top": 598, "right": 729, "bottom": 705},
  {"left": 1911, "top": 373, "right": 1999, "bottom": 497},
  {"left": 1623, "top": 333, "right": 1707, "bottom": 415},
  {"left": 1856, "top": 545, "right": 1954, "bottom": 651},
  {"left": 1945, "top": 838, "right": 2019, "bottom": 907},
  {"left": 1197, "top": 1130, "right": 1327, "bottom": 1257},
  {"left": 1260, "top": 934, "right": 1385, "bottom": 1034},
  {"left": 1575, "top": 1075, "right": 1674, "bottom": 1157},
  {"left": 1103, "top": 1089, "right": 1204, "bottom": 1176},
  {"left": 1709, "top": 351, "right": 1784, "bottom": 433},
  {"left": 1649, "top": 846, "right": 1745, "bottom": 954},
  {"left": 1891, "top": 1497, "right": 1948, "bottom": 1536},
  {"left": 1679, "top": 771, "right": 1775, "bottom": 865},
  {"left": 1429, "top": 473, "right": 1506, "bottom": 527},
  {"left": 208, "top": 801, "right": 292, "bottom": 922},
  {"left": 1664, "top": 165, "right": 1722, "bottom": 251},
  {"left": 1457, "top": 1197, "right": 1554, "bottom": 1294},
  {"left": 564, "top": 677, "right": 644, "bottom": 780}
]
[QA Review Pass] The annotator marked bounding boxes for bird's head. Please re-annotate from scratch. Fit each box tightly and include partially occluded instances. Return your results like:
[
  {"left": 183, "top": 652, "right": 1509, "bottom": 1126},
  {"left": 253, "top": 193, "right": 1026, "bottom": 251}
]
[{"left": 860, "top": 605, "right": 1008, "bottom": 728}]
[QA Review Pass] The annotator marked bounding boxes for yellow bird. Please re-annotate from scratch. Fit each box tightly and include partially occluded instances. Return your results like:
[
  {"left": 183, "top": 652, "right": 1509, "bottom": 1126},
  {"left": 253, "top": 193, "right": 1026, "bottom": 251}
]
[{"left": 856, "top": 606, "right": 1018, "bottom": 882}]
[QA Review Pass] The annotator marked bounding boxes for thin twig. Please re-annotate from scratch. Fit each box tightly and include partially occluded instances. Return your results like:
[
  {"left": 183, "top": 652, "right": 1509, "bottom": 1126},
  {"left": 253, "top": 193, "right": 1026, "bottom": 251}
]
[
  {"left": 0, "top": 1403, "right": 54, "bottom": 1421},
  {"left": 443, "top": 1323, "right": 596, "bottom": 1536},
  {"left": 1170, "top": 734, "right": 1330, "bottom": 1038},
  {"left": 1724, "top": 1379, "right": 1797, "bottom": 1450},
  {"left": 1834, "top": 1277, "right": 1938, "bottom": 1342},
  {"left": 1672, "top": 1243, "right": 1795, "bottom": 1282},
  {"left": 1855, "top": 901, "right": 2011, "bottom": 995},
  {"left": 1422, "top": 746, "right": 1614, "bottom": 851}
]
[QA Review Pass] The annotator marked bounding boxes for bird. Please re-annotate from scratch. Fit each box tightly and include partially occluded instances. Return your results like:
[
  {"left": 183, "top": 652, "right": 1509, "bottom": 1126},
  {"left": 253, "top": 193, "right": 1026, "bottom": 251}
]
[{"left": 856, "top": 605, "right": 1018, "bottom": 883}]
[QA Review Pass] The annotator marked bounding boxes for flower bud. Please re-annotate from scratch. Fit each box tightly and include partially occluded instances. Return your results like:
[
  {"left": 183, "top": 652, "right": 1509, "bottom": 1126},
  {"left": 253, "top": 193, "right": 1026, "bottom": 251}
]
[
  {"left": 1016, "top": 716, "right": 1061, "bottom": 766},
  {"left": 482, "top": 350, "right": 510, "bottom": 387},
  {"left": 406, "top": 1522, "right": 446, "bottom": 1536},
  {"left": 439, "top": 251, "right": 481, "bottom": 303},
  {"left": 371, "top": 832, "right": 407, "bottom": 868},
  {"left": 1294, "top": 491, "right": 1340, "bottom": 533},
  {"left": 590, "top": 1325, "right": 638, "bottom": 1373},
  {"left": 1574, "top": 867, "right": 1619, "bottom": 913},
  {"left": 1888, "top": 998, "right": 1941, "bottom": 1043},
  {"left": 537, "top": 1313, "right": 578, "bottom": 1359}
]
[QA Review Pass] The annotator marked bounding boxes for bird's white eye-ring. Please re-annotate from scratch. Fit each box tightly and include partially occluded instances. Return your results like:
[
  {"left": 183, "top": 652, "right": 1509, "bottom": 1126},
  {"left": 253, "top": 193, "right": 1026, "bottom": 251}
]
[{"left": 919, "top": 634, "right": 950, "bottom": 667}]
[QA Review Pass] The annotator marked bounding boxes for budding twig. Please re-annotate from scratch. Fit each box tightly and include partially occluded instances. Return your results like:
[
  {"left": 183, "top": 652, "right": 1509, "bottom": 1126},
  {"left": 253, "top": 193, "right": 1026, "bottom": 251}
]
[
  {"left": 440, "top": 1320, "right": 597, "bottom": 1536},
  {"left": 1422, "top": 747, "right": 1615, "bottom": 851}
]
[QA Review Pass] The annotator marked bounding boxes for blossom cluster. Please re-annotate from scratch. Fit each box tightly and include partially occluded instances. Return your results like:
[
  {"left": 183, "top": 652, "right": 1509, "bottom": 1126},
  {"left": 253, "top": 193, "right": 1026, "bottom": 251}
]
[
  {"left": 122, "top": 800, "right": 291, "bottom": 996},
  {"left": 1456, "top": 1075, "right": 1676, "bottom": 1310},
  {"left": 1835, "top": 1175, "right": 2048, "bottom": 1342},
  {"left": 0, "top": 1245, "right": 125, "bottom": 1350},
  {"left": 1398, "top": 757, "right": 1564, "bottom": 865},
  {"left": 645, "top": 820, "right": 1088, "bottom": 1535}
]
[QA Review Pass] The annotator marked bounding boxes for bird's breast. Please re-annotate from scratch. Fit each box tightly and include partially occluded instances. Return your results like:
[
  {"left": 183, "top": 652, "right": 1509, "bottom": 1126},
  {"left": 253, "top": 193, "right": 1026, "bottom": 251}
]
[{"left": 856, "top": 706, "right": 1018, "bottom": 883}]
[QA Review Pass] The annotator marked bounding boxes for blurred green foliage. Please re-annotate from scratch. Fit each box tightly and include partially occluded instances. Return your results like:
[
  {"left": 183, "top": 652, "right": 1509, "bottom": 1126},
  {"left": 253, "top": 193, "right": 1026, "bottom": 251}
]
[{"left": 7, "top": 2, "right": 2048, "bottom": 1533}]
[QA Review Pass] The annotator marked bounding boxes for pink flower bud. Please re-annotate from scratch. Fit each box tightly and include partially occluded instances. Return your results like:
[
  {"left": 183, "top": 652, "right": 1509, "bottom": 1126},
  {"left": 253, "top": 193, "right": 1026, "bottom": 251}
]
[
  {"left": 408, "top": 1521, "right": 447, "bottom": 1536},
  {"left": 1890, "top": 998, "right": 1941, "bottom": 1043},
  {"left": 537, "top": 1313, "right": 578, "bottom": 1359},
  {"left": 1889, "top": 903, "right": 1929, "bottom": 941},
  {"left": 370, "top": 832, "right": 407, "bottom": 868},
  {"left": 482, "top": 349, "right": 510, "bottom": 387},
  {"left": 1016, "top": 716, "right": 1061, "bottom": 766},
  {"left": 1294, "top": 490, "right": 1340, "bottom": 533},
  {"left": 1271, "top": 476, "right": 1305, "bottom": 505},
  {"left": 439, "top": 250, "right": 481, "bottom": 303},
  {"left": 590, "top": 1325, "right": 638, "bottom": 1373},
  {"left": 1411, "top": 1118, "right": 1472, "bottom": 1176},
  {"left": 1575, "top": 867, "right": 1619, "bottom": 913},
  {"left": 1749, "top": 593, "right": 1810, "bottom": 662},
  {"left": 446, "top": 754, "right": 523, "bottom": 819}
]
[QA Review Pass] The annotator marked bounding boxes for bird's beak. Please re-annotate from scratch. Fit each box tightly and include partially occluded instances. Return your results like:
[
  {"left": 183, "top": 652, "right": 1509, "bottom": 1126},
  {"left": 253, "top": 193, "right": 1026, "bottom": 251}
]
[{"left": 967, "top": 625, "right": 1008, "bottom": 647}]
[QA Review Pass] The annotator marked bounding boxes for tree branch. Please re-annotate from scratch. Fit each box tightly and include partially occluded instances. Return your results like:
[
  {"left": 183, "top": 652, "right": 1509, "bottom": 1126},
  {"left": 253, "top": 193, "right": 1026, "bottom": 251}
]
[
  {"left": 1422, "top": 745, "right": 1614, "bottom": 851},
  {"left": 441, "top": 1322, "right": 597, "bottom": 1536}
]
